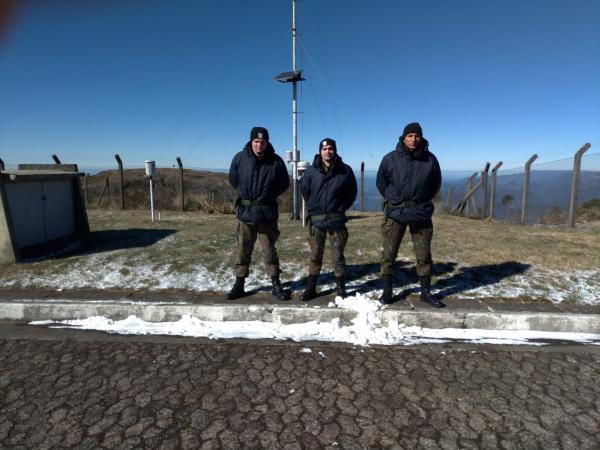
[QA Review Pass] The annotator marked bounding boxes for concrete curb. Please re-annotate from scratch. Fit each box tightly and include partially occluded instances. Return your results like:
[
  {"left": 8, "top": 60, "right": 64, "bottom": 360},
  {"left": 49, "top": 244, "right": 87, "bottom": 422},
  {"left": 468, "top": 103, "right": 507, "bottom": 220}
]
[{"left": 2, "top": 299, "right": 600, "bottom": 334}]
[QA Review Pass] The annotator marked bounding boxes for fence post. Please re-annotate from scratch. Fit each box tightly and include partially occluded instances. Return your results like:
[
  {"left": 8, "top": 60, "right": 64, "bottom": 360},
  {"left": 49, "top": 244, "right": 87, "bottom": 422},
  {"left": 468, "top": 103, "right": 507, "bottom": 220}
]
[
  {"left": 465, "top": 172, "right": 478, "bottom": 216},
  {"left": 521, "top": 154, "right": 538, "bottom": 224},
  {"left": 568, "top": 143, "right": 591, "bottom": 227},
  {"left": 360, "top": 162, "right": 365, "bottom": 211},
  {"left": 489, "top": 161, "right": 503, "bottom": 220},
  {"left": 480, "top": 162, "right": 490, "bottom": 219},
  {"left": 98, "top": 177, "right": 110, "bottom": 207},
  {"left": 176, "top": 156, "right": 185, "bottom": 212},
  {"left": 51, "top": 154, "right": 61, "bottom": 164},
  {"left": 114, "top": 154, "right": 124, "bottom": 210},
  {"left": 84, "top": 173, "right": 89, "bottom": 208},
  {"left": 0, "top": 158, "right": 4, "bottom": 172}
]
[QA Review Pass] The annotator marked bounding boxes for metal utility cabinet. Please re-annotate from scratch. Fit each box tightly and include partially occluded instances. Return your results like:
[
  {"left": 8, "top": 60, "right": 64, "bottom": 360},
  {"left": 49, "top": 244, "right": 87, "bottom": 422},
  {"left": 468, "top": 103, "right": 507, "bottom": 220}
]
[{"left": 0, "top": 164, "right": 89, "bottom": 264}]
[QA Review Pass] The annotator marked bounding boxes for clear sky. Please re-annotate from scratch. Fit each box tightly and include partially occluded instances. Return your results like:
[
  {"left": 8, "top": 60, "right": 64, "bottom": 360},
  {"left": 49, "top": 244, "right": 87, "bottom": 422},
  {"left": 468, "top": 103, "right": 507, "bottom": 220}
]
[{"left": 1, "top": 0, "right": 599, "bottom": 172}]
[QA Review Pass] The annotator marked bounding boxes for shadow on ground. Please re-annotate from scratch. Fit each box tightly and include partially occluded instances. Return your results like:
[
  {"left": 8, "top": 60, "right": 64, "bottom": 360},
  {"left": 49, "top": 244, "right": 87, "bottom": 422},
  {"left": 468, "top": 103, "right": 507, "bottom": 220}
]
[
  {"left": 83, "top": 229, "right": 177, "bottom": 254},
  {"left": 281, "top": 260, "right": 530, "bottom": 304},
  {"left": 432, "top": 261, "right": 531, "bottom": 300},
  {"left": 282, "top": 261, "right": 457, "bottom": 301},
  {"left": 21, "top": 229, "right": 178, "bottom": 263}
]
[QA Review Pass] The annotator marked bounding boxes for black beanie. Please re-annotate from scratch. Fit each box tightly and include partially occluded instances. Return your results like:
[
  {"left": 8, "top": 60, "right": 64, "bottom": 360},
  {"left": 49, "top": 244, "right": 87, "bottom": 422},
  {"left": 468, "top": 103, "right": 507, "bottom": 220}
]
[
  {"left": 250, "top": 127, "right": 269, "bottom": 141},
  {"left": 401, "top": 122, "right": 423, "bottom": 139},
  {"left": 319, "top": 138, "right": 337, "bottom": 151}
]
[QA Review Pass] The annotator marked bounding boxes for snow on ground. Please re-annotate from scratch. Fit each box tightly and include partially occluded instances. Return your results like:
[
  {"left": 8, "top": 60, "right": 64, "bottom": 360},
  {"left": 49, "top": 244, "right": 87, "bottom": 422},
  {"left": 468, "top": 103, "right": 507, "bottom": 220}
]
[
  {"left": 31, "top": 293, "right": 600, "bottom": 346},
  {"left": 4, "top": 256, "right": 599, "bottom": 304},
  {"left": 1, "top": 239, "right": 598, "bottom": 303}
]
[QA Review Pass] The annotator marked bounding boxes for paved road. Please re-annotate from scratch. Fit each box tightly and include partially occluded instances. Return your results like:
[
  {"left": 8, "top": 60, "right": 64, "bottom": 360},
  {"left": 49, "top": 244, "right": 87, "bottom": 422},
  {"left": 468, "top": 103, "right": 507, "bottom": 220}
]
[{"left": 0, "top": 325, "right": 598, "bottom": 449}]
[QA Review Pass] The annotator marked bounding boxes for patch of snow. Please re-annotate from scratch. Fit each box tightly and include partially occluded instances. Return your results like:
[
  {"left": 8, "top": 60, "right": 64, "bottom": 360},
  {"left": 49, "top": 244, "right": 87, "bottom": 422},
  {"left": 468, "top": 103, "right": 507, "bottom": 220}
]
[
  {"left": 2, "top": 249, "right": 599, "bottom": 305},
  {"left": 30, "top": 293, "right": 600, "bottom": 346}
]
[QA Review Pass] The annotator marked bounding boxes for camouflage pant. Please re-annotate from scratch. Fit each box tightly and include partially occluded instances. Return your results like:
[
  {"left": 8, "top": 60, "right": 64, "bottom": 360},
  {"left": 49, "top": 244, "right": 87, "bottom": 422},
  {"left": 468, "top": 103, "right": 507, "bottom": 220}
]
[
  {"left": 308, "top": 226, "right": 349, "bottom": 277},
  {"left": 380, "top": 217, "right": 433, "bottom": 277},
  {"left": 234, "top": 221, "right": 281, "bottom": 278}
]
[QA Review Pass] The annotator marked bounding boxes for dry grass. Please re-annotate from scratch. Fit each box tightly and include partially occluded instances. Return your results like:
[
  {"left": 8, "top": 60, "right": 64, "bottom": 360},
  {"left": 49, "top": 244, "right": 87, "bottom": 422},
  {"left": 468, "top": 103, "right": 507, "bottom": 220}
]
[
  {"left": 0, "top": 209, "right": 598, "bottom": 298},
  {"left": 83, "top": 209, "right": 600, "bottom": 272}
]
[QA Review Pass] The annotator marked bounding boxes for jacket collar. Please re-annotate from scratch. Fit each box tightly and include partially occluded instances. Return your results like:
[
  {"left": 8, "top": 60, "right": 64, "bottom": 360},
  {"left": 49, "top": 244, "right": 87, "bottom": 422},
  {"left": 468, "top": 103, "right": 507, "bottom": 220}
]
[
  {"left": 312, "top": 154, "right": 342, "bottom": 174},
  {"left": 244, "top": 141, "right": 276, "bottom": 161},
  {"left": 395, "top": 138, "right": 429, "bottom": 159}
]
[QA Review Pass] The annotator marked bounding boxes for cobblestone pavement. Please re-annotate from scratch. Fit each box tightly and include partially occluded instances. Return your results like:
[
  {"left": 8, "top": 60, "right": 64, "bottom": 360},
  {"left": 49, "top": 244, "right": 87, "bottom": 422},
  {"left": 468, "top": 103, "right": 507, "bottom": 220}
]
[{"left": 0, "top": 330, "right": 599, "bottom": 449}]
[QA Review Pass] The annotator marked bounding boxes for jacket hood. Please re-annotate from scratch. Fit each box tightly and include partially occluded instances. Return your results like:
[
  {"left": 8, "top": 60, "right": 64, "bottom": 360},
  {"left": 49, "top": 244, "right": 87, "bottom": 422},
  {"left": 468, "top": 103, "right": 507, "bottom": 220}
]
[
  {"left": 312, "top": 153, "right": 343, "bottom": 172},
  {"left": 243, "top": 141, "right": 276, "bottom": 160},
  {"left": 395, "top": 137, "right": 430, "bottom": 159}
]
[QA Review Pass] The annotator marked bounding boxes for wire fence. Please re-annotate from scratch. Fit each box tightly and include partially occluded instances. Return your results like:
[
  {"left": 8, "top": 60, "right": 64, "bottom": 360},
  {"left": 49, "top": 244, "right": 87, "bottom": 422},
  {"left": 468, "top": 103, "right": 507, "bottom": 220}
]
[
  {"left": 443, "top": 147, "right": 600, "bottom": 226},
  {"left": 1, "top": 145, "right": 599, "bottom": 226}
]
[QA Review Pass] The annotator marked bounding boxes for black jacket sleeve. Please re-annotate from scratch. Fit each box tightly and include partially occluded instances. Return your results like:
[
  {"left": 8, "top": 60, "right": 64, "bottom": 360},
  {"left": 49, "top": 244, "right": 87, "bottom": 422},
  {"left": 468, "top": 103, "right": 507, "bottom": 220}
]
[
  {"left": 344, "top": 166, "right": 358, "bottom": 210},
  {"left": 429, "top": 154, "right": 442, "bottom": 200},
  {"left": 299, "top": 170, "right": 310, "bottom": 201},
  {"left": 228, "top": 154, "right": 239, "bottom": 189},
  {"left": 274, "top": 157, "right": 290, "bottom": 197},
  {"left": 376, "top": 156, "right": 389, "bottom": 198}
]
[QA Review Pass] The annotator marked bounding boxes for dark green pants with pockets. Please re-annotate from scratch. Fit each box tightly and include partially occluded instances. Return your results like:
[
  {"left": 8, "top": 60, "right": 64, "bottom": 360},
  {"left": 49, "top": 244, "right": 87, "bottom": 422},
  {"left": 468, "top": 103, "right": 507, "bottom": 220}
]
[
  {"left": 234, "top": 221, "right": 281, "bottom": 278},
  {"left": 308, "top": 226, "right": 349, "bottom": 277},
  {"left": 380, "top": 217, "right": 433, "bottom": 277}
]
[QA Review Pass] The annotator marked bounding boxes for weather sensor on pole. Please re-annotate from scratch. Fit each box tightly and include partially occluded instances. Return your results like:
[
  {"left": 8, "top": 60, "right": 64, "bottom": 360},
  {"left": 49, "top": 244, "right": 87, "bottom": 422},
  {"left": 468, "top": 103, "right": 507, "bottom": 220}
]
[{"left": 145, "top": 160, "right": 156, "bottom": 223}]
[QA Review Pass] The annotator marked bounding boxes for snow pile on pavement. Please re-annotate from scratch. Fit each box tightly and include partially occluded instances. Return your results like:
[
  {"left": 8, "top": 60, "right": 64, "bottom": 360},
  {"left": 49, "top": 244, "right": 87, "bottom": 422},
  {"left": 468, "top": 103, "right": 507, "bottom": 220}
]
[{"left": 31, "top": 293, "right": 600, "bottom": 346}]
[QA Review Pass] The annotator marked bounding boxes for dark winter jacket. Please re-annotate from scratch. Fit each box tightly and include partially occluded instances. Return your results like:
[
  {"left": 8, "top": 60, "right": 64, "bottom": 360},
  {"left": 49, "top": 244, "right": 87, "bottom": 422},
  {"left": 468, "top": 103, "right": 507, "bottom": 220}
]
[
  {"left": 229, "top": 142, "right": 290, "bottom": 224},
  {"left": 376, "top": 138, "right": 442, "bottom": 223},
  {"left": 299, "top": 154, "right": 357, "bottom": 230}
]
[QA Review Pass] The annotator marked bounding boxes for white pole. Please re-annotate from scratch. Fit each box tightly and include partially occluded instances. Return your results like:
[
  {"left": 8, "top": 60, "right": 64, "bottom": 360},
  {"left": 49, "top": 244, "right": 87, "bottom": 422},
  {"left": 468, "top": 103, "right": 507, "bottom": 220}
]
[
  {"left": 291, "top": 0, "right": 299, "bottom": 219},
  {"left": 149, "top": 178, "right": 155, "bottom": 223}
]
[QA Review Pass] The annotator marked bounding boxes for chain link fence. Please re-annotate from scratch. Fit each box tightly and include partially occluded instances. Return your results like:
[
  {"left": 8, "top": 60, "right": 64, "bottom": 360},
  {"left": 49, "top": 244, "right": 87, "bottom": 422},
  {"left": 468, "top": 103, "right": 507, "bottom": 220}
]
[{"left": 446, "top": 148, "right": 600, "bottom": 225}]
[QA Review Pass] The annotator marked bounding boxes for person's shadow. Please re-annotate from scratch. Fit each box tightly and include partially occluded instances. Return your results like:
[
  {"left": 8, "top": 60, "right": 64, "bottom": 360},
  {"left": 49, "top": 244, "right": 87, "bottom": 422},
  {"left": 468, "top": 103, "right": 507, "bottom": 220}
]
[
  {"left": 432, "top": 261, "right": 530, "bottom": 299},
  {"left": 287, "top": 261, "right": 456, "bottom": 300},
  {"left": 286, "top": 260, "right": 530, "bottom": 304}
]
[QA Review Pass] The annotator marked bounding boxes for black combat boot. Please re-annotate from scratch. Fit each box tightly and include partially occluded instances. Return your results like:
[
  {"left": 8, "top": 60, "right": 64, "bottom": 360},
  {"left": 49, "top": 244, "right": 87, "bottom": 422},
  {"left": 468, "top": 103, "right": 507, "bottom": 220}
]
[
  {"left": 301, "top": 274, "right": 318, "bottom": 301},
  {"left": 419, "top": 276, "right": 445, "bottom": 308},
  {"left": 335, "top": 277, "right": 347, "bottom": 298},
  {"left": 380, "top": 274, "right": 393, "bottom": 304},
  {"left": 226, "top": 276, "right": 245, "bottom": 300},
  {"left": 271, "top": 276, "right": 291, "bottom": 301}
]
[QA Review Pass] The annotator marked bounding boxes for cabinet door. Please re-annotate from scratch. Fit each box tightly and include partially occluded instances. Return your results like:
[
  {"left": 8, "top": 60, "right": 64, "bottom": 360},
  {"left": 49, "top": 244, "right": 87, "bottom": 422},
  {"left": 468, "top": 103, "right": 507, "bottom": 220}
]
[
  {"left": 4, "top": 182, "right": 45, "bottom": 248},
  {"left": 43, "top": 179, "right": 75, "bottom": 241}
]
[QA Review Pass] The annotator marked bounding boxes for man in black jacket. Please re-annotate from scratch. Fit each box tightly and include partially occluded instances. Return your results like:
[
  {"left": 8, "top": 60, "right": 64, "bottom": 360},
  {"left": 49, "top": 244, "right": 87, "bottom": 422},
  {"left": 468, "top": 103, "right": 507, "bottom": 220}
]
[
  {"left": 226, "top": 126, "right": 291, "bottom": 301},
  {"left": 299, "top": 138, "right": 357, "bottom": 300},
  {"left": 376, "top": 122, "right": 444, "bottom": 307}
]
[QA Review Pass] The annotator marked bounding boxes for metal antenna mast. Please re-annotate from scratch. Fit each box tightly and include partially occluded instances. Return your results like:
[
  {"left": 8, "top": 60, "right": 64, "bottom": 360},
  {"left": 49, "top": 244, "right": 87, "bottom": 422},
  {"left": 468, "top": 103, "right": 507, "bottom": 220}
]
[{"left": 274, "top": 0, "right": 305, "bottom": 220}]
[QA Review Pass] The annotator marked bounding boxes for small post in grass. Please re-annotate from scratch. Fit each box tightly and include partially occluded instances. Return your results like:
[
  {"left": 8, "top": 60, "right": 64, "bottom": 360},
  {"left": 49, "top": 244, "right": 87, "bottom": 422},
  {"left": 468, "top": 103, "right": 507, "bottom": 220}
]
[
  {"left": 176, "top": 156, "right": 184, "bottom": 212},
  {"left": 145, "top": 160, "right": 156, "bottom": 223},
  {"left": 115, "top": 154, "right": 124, "bottom": 210},
  {"left": 360, "top": 161, "right": 365, "bottom": 212}
]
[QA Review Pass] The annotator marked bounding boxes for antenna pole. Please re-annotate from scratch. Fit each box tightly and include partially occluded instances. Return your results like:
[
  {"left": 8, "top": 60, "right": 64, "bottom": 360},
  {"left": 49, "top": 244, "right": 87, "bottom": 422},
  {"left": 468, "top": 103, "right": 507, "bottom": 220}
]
[{"left": 291, "top": 0, "right": 299, "bottom": 219}]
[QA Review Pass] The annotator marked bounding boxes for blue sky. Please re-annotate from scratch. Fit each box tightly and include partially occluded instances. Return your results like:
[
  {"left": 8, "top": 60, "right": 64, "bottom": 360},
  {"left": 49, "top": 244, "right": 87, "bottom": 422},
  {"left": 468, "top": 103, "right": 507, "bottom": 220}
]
[{"left": 1, "top": 0, "right": 599, "bottom": 173}]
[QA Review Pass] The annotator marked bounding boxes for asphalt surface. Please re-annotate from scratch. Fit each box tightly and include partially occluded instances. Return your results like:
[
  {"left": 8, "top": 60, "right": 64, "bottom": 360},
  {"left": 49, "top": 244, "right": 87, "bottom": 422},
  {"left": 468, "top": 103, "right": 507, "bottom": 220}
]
[{"left": 0, "top": 324, "right": 599, "bottom": 449}]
